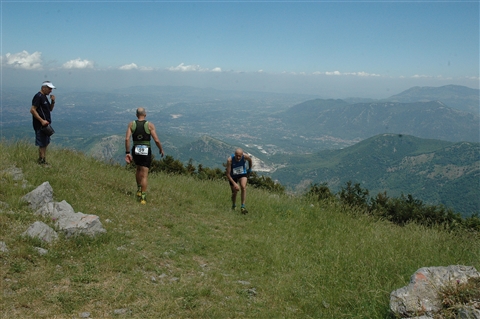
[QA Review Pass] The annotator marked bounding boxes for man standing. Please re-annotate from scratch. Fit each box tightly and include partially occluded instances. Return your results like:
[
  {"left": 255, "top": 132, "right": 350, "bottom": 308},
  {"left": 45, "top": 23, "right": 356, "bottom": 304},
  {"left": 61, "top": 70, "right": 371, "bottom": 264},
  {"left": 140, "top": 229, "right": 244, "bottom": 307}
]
[
  {"left": 30, "top": 81, "right": 56, "bottom": 165},
  {"left": 125, "top": 107, "right": 164, "bottom": 204},
  {"left": 226, "top": 148, "right": 253, "bottom": 214}
]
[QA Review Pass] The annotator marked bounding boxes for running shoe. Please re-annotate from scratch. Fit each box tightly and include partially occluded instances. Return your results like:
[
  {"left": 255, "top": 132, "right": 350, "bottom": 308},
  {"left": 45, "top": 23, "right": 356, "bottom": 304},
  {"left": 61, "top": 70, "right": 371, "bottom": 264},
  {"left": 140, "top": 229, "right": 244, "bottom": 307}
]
[{"left": 37, "top": 158, "right": 50, "bottom": 167}]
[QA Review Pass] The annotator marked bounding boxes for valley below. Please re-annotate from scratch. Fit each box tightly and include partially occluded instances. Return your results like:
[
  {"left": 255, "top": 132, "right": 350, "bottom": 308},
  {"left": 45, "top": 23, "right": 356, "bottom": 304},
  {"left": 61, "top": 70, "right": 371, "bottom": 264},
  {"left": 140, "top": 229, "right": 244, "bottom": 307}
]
[{"left": 1, "top": 84, "right": 478, "bottom": 216}]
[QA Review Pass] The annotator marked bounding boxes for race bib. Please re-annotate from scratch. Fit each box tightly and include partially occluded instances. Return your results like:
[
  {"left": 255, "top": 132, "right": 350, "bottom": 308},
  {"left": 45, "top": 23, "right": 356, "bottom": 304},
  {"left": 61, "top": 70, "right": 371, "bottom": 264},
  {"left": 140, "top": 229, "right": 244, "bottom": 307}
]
[
  {"left": 232, "top": 166, "right": 244, "bottom": 175},
  {"left": 134, "top": 145, "right": 149, "bottom": 156}
]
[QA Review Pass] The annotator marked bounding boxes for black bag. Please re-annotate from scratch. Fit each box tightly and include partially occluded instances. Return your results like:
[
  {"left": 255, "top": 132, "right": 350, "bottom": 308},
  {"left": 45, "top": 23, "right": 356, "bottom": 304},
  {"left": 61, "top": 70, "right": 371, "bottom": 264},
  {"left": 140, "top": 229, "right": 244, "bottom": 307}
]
[
  {"left": 41, "top": 124, "right": 55, "bottom": 136},
  {"left": 38, "top": 104, "right": 55, "bottom": 136}
]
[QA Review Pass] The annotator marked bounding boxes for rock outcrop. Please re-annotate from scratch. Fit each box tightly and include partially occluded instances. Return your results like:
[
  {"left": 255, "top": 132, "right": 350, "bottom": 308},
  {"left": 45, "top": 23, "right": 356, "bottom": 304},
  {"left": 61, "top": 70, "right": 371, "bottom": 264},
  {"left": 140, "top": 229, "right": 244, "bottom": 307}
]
[
  {"left": 390, "top": 265, "right": 480, "bottom": 318},
  {"left": 22, "top": 181, "right": 106, "bottom": 240},
  {"left": 22, "top": 181, "right": 54, "bottom": 210},
  {"left": 22, "top": 221, "right": 58, "bottom": 243},
  {"left": 35, "top": 200, "right": 106, "bottom": 238}
]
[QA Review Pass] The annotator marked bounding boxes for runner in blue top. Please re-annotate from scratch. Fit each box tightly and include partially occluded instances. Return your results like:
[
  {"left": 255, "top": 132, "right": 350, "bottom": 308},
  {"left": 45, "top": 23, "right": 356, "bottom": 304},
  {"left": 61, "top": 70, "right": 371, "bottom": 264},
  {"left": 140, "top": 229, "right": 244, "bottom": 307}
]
[
  {"left": 226, "top": 148, "right": 253, "bottom": 214},
  {"left": 125, "top": 107, "right": 164, "bottom": 204}
]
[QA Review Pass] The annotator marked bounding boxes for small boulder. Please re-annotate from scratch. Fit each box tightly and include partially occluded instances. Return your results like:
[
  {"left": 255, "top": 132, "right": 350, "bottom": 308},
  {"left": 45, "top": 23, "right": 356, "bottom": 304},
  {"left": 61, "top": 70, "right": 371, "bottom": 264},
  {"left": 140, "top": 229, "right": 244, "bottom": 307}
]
[
  {"left": 390, "top": 265, "right": 480, "bottom": 317},
  {"left": 36, "top": 200, "right": 106, "bottom": 238},
  {"left": 22, "top": 221, "right": 58, "bottom": 243},
  {"left": 0, "top": 241, "right": 8, "bottom": 253},
  {"left": 22, "top": 182, "right": 54, "bottom": 210}
]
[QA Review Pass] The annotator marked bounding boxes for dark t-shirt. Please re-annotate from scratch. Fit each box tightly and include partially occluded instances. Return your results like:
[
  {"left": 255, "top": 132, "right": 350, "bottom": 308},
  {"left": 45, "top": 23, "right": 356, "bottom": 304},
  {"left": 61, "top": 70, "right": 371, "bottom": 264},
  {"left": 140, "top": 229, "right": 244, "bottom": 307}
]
[{"left": 32, "top": 92, "right": 51, "bottom": 131}]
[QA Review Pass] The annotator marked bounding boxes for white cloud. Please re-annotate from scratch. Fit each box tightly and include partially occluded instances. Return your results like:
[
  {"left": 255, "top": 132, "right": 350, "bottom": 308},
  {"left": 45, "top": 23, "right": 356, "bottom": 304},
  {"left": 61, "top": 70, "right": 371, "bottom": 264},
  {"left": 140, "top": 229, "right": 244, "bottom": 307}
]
[
  {"left": 412, "top": 74, "right": 432, "bottom": 78},
  {"left": 325, "top": 71, "right": 342, "bottom": 76},
  {"left": 323, "top": 70, "right": 380, "bottom": 77},
  {"left": 167, "top": 63, "right": 223, "bottom": 72},
  {"left": 62, "top": 58, "right": 94, "bottom": 69},
  {"left": 355, "top": 71, "right": 380, "bottom": 77},
  {"left": 3, "top": 50, "right": 43, "bottom": 70},
  {"left": 168, "top": 63, "right": 203, "bottom": 72},
  {"left": 118, "top": 63, "right": 153, "bottom": 71},
  {"left": 119, "top": 63, "right": 138, "bottom": 70}
]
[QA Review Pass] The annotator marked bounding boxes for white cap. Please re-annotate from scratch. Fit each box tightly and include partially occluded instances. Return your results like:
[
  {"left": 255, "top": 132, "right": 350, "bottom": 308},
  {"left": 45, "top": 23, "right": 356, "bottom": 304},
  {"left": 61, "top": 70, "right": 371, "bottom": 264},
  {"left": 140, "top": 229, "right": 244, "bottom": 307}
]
[{"left": 42, "top": 81, "right": 56, "bottom": 89}]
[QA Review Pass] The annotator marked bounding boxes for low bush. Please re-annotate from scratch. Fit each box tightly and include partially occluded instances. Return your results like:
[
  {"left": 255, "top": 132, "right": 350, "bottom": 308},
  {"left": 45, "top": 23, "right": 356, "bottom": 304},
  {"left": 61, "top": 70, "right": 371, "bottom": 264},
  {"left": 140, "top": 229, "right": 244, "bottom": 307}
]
[{"left": 306, "top": 181, "right": 479, "bottom": 232}]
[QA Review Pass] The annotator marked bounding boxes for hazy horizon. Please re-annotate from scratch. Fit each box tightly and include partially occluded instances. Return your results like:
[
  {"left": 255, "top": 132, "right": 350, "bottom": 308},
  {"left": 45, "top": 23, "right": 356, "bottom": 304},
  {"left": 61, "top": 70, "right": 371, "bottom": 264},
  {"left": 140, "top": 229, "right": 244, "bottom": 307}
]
[{"left": 1, "top": 1, "right": 478, "bottom": 99}]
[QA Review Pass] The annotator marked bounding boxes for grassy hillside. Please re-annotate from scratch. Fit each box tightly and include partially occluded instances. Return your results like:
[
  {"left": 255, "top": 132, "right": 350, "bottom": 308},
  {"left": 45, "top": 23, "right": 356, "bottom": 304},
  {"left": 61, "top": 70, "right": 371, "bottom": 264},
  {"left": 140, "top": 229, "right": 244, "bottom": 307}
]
[{"left": 1, "top": 140, "right": 479, "bottom": 318}]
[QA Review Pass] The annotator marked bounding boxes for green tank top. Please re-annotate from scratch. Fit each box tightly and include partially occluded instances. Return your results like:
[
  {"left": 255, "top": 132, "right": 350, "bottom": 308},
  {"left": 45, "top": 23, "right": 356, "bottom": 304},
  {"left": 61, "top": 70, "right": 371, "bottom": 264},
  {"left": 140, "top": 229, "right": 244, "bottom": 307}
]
[{"left": 131, "top": 120, "right": 151, "bottom": 146}]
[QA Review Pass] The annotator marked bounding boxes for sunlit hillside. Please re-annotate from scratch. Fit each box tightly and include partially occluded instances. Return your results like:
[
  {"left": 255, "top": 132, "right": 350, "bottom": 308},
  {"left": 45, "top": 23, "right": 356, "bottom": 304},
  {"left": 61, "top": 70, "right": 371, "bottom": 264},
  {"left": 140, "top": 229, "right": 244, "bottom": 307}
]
[{"left": 1, "top": 140, "right": 479, "bottom": 318}]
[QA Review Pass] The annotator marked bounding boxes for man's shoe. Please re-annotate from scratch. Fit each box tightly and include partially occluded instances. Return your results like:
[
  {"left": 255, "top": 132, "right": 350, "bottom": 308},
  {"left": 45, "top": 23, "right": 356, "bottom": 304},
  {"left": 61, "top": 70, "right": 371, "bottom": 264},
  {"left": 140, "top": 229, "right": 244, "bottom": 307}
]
[
  {"left": 140, "top": 193, "right": 147, "bottom": 204},
  {"left": 241, "top": 207, "right": 248, "bottom": 214},
  {"left": 232, "top": 205, "right": 236, "bottom": 210},
  {"left": 136, "top": 191, "right": 142, "bottom": 201},
  {"left": 37, "top": 158, "right": 50, "bottom": 167}
]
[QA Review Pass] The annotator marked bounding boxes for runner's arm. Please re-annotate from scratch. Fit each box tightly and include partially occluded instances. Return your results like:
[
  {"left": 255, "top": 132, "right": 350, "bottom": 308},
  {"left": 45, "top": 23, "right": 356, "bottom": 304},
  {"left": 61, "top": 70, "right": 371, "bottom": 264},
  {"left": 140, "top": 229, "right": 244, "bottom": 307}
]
[
  {"left": 125, "top": 122, "right": 133, "bottom": 163},
  {"left": 148, "top": 122, "right": 164, "bottom": 157},
  {"left": 245, "top": 154, "right": 253, "bottom": 172},
  {"left": 226, "top": 157, "right": 235, "bottom": 183}
]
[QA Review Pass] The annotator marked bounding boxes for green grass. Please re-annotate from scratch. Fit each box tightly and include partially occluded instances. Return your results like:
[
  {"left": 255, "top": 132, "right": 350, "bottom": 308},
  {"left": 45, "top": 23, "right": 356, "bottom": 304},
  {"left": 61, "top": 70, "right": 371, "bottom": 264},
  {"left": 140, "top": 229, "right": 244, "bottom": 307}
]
[{"left": 1, "top": 140, "right": 479, "bottom": 318}]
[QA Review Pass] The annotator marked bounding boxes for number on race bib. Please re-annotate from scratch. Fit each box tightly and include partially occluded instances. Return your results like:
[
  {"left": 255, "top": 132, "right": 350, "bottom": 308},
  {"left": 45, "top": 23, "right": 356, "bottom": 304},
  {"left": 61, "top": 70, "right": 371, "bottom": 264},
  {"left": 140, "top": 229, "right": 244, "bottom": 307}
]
[
  {"left": 134, "top": 145, "right": 149, "bottom": 156},
  {"left": 232, "top": 166, "right": 244, "bottom": 175}
]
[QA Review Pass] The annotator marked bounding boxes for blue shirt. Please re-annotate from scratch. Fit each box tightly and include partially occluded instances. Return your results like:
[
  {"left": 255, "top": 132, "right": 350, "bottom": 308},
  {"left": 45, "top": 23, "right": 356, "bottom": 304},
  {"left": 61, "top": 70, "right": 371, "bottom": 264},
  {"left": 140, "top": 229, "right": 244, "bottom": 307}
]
[{"left": 230, "top": 154, "right": 247, "bottom": 176}]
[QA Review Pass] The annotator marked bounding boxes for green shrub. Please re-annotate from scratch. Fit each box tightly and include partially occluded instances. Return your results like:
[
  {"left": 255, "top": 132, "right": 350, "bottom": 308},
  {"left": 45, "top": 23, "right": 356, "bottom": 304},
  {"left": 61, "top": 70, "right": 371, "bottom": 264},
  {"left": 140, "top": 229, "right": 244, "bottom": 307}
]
[
  {"left": 305, "top": 181, "right": 478, "bottom": 232},
  {"left": 247, "top": 171, "right": 285, "bottom": 194},
  {"left": 338, "top": 181, "right": 369, "bottom": 208},
  {"left": 305, "top": 182, "right": 334, "bottom": 201}
]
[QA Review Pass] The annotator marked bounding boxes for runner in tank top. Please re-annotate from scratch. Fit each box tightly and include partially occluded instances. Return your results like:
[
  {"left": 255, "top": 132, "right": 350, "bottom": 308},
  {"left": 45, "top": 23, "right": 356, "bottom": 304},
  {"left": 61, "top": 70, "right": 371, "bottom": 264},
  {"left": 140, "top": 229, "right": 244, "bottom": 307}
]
[{"left": 226, "top": 148, "right": 253, "bottom": 214}]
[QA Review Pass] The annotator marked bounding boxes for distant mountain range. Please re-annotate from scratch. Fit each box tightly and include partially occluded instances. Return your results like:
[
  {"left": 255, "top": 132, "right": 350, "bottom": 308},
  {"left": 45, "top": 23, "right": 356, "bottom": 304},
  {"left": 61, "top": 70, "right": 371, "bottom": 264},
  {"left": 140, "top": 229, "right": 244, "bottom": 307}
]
[
  {"left": 276, "top": 99, "right": 479, "bottom": 144},
  {"left": 382, "top": 84, "right": 479, "bottom": 114},
  {"left": 269, "top": 134, "right": 479, "bottom": 217}
]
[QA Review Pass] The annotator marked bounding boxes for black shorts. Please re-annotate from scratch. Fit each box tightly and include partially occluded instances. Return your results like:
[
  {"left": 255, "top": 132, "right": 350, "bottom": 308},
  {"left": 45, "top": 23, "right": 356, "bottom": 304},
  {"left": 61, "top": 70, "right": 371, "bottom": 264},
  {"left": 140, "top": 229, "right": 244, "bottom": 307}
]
[
  {"left": 229, "top": 174, "right": 247, "bottom": 186},
  {"left": 35, "top": 129, "right": 50, "bottom": 147},
  {"left": 132, "top": 146, "right": 152, "bottom": 168}
]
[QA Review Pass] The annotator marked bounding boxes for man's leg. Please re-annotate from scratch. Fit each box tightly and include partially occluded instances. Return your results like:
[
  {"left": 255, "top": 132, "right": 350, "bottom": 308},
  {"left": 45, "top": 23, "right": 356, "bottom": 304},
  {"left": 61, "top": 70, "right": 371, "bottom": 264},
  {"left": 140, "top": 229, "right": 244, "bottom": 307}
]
[
  {"left": 136, "top": 166, "right": 149, "bottom": 203},
  {"left": 239, "top": 177, "right": 247, "bottom": 205},
  {"left": 38, "top": 147, "right": 47, "bottom": 164},
  {"left": 230, "top": 184, "right": 238, "bottom": 207},
  {"left": 238, "top": 177, "right": 248, "bottom": 214},
  {"left": 39, "top": 146, "right": 46, "bottom": 159},
  {"left": 136, "top": 166, "right": 149, "bottom": 191},
  {"left": 35, "top": 130, "right": 49, "bottom": 164}
]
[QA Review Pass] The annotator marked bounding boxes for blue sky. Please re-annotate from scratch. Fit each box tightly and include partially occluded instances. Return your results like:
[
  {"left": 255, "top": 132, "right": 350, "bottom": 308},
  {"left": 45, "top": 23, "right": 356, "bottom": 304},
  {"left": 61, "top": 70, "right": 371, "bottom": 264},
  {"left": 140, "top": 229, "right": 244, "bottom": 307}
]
[{"left": 1, "top": 0, "right": 478, "bottom": 98}]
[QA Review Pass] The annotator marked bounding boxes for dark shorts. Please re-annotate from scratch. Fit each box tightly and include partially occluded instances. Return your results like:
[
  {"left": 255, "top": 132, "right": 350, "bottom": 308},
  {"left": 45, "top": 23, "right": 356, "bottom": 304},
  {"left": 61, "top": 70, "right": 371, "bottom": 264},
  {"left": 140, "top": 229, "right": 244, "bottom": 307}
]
[
  {"left": 229, "top": 174, "right": 247, "bottom": 186},
  {"left": 132, "top": 146, "right": 152, "bottom": 168},
  {"left": 35, "top": 129, "right": 50, "bottom": 147}
]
